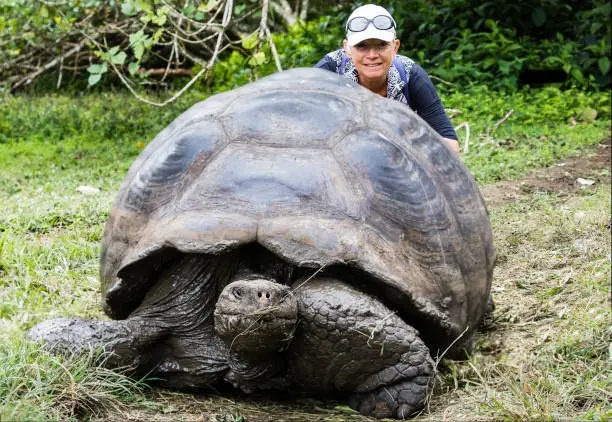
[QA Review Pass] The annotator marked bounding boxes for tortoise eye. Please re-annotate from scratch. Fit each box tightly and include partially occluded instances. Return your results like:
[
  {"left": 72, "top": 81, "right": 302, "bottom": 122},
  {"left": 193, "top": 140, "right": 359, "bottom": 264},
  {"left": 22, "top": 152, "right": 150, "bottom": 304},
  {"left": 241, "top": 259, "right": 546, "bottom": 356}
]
[{"left": 232, "top": 288, "right": 242, "bottom": 298}]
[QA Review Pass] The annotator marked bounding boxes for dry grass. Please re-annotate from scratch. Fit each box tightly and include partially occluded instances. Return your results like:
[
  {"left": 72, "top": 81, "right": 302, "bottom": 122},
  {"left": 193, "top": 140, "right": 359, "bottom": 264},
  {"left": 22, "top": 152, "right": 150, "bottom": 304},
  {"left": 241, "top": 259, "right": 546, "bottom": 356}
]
[{"left": 421, "top": 184, "right": 611, "bottom": 421}]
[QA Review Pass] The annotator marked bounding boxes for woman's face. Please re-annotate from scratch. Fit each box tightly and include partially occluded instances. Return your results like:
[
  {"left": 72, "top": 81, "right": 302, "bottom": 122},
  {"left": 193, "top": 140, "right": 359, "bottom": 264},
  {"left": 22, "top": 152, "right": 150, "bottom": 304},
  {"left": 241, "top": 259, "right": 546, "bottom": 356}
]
[{"left": 344, "top": 38, "right": 400, "bottom": 82}]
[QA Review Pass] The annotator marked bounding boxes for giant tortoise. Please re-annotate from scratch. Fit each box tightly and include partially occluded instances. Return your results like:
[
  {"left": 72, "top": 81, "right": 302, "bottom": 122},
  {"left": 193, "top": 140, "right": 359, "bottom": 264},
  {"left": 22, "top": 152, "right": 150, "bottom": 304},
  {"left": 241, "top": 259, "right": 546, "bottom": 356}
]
[{"left": 29, "top": 67, "right": 495, "bottom": 419}]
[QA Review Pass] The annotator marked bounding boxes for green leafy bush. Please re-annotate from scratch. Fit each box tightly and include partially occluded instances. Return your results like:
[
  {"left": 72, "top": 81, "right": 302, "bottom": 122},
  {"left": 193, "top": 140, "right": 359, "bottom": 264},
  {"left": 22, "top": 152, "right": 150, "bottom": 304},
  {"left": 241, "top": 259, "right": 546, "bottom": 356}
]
[
  {"left": 0, "top": 91, "right": 195, "bottom": 144},
  {"left": 208, "top": 16, "right": 344, "bottom": 93},
  {"left": 386, "top": 0, "right": 611, "bottom": 90}
]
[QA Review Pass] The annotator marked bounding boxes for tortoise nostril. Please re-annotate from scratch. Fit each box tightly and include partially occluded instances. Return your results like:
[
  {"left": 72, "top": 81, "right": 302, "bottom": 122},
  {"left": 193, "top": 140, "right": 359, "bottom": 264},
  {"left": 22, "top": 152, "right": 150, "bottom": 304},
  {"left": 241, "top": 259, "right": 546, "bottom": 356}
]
[
  {"left": 266, "top": 292, "right": 270, "bottom": 299},
  {"left": 257, "top": 292, "right": 262, "bottom": 298}
]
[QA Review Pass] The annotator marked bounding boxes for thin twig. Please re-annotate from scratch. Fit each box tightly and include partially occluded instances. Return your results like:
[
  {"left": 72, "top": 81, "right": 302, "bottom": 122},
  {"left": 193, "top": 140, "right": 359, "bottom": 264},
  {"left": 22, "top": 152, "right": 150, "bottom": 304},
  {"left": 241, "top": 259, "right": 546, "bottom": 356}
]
[
  {"left": 445, "top": 108, "right": 462, "bottom": 119},
  {"left": 56, "top": 52, "right": 64, "bottom": 89},
  {"left": 455, "top": 122, "right": 470, "bottom": 153},
  {"left": 270, "top": 0, "right": 298, "bottom": 26},
  {"left": 91, "top": 0, "right": 233, "bottom": 107},
  {"left": 430, "top": 75, "right": 455, "bottom": 86},
  {"left": 259, "top": 0, "right": 282, "bottom": 72},
  {"left": 298, "top": 0, "right": 309, "bottom": 21},
  {"left": 12, "top": 43, "right": 85, "bottom": 89},
  {"left": 265, "top": 27, "right": 282, "bottom": 72},
  {"left": 286, "top": 264, "right": 328, "bottom": 297},
  {"left": 485, "top": 109, "right": 514, "bottom": 137},
  {"left": 425, "top": 325, "right": 470, "bottom": 413}
]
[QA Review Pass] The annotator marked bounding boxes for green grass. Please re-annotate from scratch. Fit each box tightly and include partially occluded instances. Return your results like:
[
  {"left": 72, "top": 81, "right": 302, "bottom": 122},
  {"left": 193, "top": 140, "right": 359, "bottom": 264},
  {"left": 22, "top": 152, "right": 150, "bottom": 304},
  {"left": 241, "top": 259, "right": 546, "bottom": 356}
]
[
  {"left": 0, "top": 338, "right": 149, "bottom": 421},
  {"left": 426, "top": 186, "right": 611, "bottom": 421},
  {"left": 446, "top": 86, "right": 611, "bottom": 182},
  {"left": 0, "top": 85, "right": 610, "bottom": 420}
]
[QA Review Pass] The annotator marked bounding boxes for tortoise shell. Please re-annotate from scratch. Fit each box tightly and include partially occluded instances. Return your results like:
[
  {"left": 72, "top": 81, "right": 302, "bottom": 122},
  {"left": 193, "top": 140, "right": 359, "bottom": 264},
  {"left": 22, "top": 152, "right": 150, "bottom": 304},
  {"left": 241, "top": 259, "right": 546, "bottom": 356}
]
[{"left": 100, "top": 68, "right": 494, "bottom": 351}]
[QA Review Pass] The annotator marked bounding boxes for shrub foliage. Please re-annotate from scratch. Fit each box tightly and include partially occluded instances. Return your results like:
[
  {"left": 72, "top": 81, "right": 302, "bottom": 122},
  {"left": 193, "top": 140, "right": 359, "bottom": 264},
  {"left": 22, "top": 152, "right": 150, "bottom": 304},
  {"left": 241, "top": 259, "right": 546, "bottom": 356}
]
[{"left": 1, "top": 0, "right": 609, "bottom": 95}]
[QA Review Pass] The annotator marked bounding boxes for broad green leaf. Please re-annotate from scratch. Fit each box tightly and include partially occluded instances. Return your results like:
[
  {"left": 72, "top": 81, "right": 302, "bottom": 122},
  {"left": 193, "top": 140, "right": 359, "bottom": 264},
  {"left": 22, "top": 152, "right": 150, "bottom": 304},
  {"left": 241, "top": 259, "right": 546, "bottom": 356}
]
[
  {"left": 108, "top": 46, "right": 120, "bottom": 56},
  {"left": 140, "top": 13, "right": 152, "bottom": 24},
  {"left": 498, "top": 60, "right": 511, "bottom": 75},
  {"left": 143, "top": 35, "right": 154, "bottom": 48},
  {"left": 152, "top": 28, "right": 164, "bottom": 43},
  {"left": 129, "top": 30, "right": 151, "bottom": 60},
  {"left": 88, "top": 73, "right": 102, "bottom": 85},
  {"left": 151, "top": 13, "right": 166, "bottom": 26},
  {"left": 598, "top": 57, "right": 610, "bottom": 75},
  {"left": 249, "top": 51, "right": 266, "bottom": 66},
  {"left": 121, "top": 0, "right": 138, "bottom": 16},
  {"left": 111, "top": 52, "right": 127, "bottom": 65},
  {"left": 531, "top": 8, "right": 546, "bottom": 27},
  {"left": 128, "top": 62, "right": 139, "bottom": 75},
  {"left": 87, "top": 64, "right": 106, "bottom": 74},
  {"left": 135, "top": 0, "right": 153, "bottom": 13},
  {"left": 129, "top": 30, "right": 144, "bottom": 45},
  {"left": 482, "top": 58, "right": 495, "bottom": 70},
  {"left": 241, "top": 32, "right": 259, "bottom": 50},
  {"left": 571, "top": 68, "right": 584, "bottom": 83},
  {"left": 152, "top": 6, "right": 169, "bottom": 26},
  {"left": 134, "top": 43, "right": 144, "bottom": 60},
  {"left": 182, "top": 5, "right": 196, "bottom": 17}
]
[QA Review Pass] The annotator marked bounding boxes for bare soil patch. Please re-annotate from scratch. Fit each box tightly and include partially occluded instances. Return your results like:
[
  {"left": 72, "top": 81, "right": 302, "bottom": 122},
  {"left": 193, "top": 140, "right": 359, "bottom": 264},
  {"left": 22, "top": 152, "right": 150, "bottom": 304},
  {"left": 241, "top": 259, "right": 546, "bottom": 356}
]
[{"left": 481, "top": 139, "right": 611, "bottom": 208}]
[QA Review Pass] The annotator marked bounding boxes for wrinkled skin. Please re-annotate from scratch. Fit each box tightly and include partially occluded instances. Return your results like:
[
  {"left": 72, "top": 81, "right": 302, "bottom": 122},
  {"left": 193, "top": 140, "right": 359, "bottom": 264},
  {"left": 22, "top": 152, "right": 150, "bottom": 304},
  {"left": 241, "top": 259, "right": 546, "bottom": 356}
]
[{"left": 28, "top": 68, "right": 494, "bottom": 419}]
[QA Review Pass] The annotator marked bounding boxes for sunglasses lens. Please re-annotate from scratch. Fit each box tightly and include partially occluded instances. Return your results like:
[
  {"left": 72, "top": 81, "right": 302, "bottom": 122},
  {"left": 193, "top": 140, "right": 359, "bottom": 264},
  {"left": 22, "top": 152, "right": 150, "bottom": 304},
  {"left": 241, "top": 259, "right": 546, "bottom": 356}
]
[
  {"left": 348, "top": 17, "right": 369, "bottom": 32},
  {"left": 372, "top": 15, "right": 394, "bottom": 30}
]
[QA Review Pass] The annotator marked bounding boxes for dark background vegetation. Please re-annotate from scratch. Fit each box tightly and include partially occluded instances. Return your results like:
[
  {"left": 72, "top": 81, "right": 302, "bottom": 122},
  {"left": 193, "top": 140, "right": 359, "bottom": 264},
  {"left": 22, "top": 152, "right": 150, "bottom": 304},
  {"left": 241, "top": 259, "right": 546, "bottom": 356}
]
[{"left": 1, "top": 0, "right": 610, "bottom": 95}]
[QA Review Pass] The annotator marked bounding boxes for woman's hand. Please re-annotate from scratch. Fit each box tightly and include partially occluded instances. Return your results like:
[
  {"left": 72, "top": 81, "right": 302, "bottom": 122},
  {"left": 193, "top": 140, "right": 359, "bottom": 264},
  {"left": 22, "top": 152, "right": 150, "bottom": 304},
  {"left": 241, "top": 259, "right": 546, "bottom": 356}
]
[{"left": 441, "top": 137, "right": 460, "bottom": 154}]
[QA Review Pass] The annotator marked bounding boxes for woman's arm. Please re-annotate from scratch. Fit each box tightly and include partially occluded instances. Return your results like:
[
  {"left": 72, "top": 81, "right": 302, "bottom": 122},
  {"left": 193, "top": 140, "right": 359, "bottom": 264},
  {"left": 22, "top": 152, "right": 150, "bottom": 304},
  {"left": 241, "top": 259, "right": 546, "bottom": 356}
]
[{"left": 408, "top": 64, "right": 458, "bottom": 145}]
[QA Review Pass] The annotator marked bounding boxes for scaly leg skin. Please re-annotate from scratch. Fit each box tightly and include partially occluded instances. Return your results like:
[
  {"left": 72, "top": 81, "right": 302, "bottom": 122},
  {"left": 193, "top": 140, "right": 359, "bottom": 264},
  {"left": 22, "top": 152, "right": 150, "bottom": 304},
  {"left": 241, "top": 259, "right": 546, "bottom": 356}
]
[
  {"left": 28, "top": 253, "right": 235, "bottom": 389},
  {"left": 289, "top": 277, "right": 434, "bottom": 419},
  {"left": 26, "top": 317, "right": 147, "bottom": 370}
]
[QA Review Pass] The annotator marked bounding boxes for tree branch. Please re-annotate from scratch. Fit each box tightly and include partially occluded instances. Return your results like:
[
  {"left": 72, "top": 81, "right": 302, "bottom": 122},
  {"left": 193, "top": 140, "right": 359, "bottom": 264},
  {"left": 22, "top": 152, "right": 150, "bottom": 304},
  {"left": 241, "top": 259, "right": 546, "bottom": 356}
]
[
  {"left": 299, "top": 0, "right": 309, "bottom": 22},
  {"left": 106, "top": 0, "right": 234, "bottom": 107},
  {"left": 260, "top": 0, "right": 282, "bottom": 72},
  {"left": 270, "top": 0, "right": 297, "bottom": 27},
  {"left": 11, "top": 42, "right": 86, "bottom": 89},
  {"left": 485, "top": 109, "right": 514, "bottom": 137}
]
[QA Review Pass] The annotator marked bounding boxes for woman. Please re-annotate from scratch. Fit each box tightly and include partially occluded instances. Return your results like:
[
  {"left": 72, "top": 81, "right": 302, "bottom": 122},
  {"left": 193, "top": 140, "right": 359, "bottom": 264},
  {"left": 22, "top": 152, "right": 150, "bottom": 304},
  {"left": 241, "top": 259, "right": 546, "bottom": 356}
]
[{"left": 315, "top": 4, "right": 460, "bottom": 154}]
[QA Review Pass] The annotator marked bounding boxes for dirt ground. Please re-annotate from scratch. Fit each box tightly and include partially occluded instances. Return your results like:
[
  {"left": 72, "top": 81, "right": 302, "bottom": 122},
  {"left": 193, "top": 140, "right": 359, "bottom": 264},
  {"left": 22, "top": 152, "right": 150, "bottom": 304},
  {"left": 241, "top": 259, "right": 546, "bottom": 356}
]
[
  {"left": 480, "top": 140, "right": 611, "bottom": 207},
  {"left": 105, "top": 140, "right": 611, "bottom": 422}
]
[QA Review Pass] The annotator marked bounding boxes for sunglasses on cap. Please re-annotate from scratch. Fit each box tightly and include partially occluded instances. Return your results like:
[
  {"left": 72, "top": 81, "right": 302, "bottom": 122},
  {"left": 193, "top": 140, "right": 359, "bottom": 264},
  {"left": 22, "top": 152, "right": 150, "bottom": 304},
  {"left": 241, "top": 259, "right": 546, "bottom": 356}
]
[{"left": 346, "top": 15, "right": 396, "bottom": 32}]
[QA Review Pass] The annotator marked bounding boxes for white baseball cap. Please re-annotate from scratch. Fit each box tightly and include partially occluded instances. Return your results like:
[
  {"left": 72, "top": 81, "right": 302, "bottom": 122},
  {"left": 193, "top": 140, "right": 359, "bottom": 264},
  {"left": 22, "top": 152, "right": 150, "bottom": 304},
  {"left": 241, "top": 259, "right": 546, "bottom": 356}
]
[{"left": 345, "top": 4, "right": 396, "bottom": 47}]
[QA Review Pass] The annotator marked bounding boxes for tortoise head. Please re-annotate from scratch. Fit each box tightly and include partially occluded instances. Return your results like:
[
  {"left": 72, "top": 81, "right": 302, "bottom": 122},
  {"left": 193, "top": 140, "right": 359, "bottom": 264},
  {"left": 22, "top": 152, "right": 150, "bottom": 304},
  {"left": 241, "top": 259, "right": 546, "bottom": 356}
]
[{"left": 214, "top": 277, "right": 298, "bottom": 356}]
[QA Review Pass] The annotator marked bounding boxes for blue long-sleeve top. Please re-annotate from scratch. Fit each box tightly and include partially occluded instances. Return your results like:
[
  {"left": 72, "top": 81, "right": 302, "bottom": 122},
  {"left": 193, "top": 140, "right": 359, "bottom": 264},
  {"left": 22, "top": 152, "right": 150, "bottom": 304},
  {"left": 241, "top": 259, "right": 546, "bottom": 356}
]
[{"left": 315, "top": 49, "right": 458, "bottom": 140}]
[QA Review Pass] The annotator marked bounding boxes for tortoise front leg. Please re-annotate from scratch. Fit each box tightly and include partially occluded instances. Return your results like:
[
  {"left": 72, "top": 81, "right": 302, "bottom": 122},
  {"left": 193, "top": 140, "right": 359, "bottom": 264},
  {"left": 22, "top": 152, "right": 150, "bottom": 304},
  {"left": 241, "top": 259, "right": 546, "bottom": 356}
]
[
  {"left": 27, "top": 316, "right": 150, "bottom": 370},
  {"left": 289, "top": 277, "right": 434, "bottom": 419},
  {"left": 28, "top": 253, "right": 235, "bottom": 389}
]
